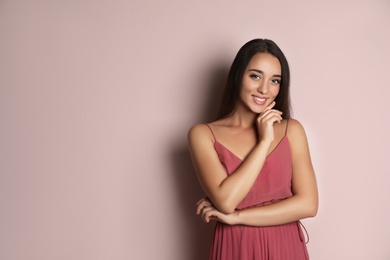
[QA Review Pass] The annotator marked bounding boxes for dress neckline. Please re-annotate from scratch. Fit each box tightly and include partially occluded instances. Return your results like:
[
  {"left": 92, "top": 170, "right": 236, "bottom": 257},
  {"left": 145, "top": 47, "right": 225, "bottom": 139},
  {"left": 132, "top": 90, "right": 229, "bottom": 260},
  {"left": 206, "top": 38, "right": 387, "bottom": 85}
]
[{"left": 214, "top": 135, "right": 288, "bottom": 161}]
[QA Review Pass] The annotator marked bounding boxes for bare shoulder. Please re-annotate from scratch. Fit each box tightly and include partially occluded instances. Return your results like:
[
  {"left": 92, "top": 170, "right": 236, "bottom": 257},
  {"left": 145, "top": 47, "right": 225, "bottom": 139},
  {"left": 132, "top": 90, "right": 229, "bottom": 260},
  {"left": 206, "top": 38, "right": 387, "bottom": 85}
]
[
  {"left": 287, "top": 119, "right": 311, "bottom": 155},
  {"left": 287, "top": 118, "right": 307, "bottom": 138},
  {"left": 188, "top": 118, "right": 228, "bottom": 141},
  {"left": 187, "top": 123, "right": 214, "bottom": 146}
]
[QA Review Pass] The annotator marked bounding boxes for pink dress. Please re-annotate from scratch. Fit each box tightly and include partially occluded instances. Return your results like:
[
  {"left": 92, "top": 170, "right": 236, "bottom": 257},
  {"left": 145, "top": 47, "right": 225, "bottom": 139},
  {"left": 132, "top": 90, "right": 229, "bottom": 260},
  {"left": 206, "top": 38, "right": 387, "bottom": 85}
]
[{"left": 206, "top": 123, "right": 309, "bottom": 260}]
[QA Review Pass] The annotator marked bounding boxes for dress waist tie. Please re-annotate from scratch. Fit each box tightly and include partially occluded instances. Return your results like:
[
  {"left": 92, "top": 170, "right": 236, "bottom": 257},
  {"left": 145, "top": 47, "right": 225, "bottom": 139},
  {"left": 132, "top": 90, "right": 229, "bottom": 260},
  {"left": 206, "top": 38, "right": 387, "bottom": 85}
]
[{"left": 297, "top": 221, "right": 310, "bottom": 244}]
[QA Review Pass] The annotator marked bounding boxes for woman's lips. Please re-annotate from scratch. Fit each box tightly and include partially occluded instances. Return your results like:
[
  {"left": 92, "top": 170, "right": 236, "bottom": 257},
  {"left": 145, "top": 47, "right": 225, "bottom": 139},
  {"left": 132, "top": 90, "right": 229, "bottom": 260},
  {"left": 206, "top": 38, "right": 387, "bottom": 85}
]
[{"left": 252, "top": 95, "right": 267, "bottom": 105}]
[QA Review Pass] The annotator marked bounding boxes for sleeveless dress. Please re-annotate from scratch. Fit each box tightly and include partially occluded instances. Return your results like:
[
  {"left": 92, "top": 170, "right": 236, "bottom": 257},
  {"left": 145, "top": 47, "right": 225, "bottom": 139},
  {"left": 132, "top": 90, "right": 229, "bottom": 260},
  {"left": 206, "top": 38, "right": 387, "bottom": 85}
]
[{"left": 205, "top": 122, "right": 309, "bottom": 260}]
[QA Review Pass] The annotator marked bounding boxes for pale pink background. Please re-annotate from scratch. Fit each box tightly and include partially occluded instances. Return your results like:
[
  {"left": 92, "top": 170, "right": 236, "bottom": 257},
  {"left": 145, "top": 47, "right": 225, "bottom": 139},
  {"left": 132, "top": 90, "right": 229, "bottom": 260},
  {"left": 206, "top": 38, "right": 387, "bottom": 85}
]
[{"left": 1, "top": 1, "right": 389, "bottom": 259}]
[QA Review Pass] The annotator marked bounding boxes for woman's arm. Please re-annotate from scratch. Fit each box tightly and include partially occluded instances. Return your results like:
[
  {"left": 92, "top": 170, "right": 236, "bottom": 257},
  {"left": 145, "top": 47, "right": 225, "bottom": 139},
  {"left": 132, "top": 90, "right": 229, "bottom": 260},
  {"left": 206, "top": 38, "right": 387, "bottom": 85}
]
[
  {"left": 188, "top": 102, "right": 282, "bottom": 214},
  {"left": 199, "top": 119, "right": 318, "bottom": 225}
]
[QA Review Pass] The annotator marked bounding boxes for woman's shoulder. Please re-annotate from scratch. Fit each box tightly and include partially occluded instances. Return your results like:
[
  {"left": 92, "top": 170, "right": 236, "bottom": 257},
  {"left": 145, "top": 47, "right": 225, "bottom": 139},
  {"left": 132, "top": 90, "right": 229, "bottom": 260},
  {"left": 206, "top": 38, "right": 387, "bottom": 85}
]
[
  {"left": 188, "top": 123, "right": 208, "bottom": 135},
  {"left": 188, "top": 118, "right": 227, "bottom": 135},
  {"left": 286, "top": 118, "right": 309, "bottom": 146},
  {"left": 187, "top": 118, "right": 229, "bottom": 145},
  {"left": 187, "top": 123, "right": 214, "bottom": 145},
  {"left": 287, "top": 118, "right": 306, "bottom": 134}
]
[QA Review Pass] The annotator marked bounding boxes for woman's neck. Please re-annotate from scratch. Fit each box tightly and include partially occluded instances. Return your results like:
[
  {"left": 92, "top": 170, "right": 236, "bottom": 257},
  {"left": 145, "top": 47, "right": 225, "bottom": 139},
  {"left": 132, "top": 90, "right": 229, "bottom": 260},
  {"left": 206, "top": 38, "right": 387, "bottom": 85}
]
[{"left": 224, "top": 107, "right": 257, "bottom": 129}]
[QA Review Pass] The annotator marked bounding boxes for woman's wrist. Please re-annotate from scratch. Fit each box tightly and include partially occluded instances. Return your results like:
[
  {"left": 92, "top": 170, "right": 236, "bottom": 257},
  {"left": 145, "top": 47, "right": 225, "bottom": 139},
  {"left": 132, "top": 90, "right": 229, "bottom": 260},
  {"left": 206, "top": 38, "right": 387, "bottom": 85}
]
[
  {"left": 230, "top": 210, "right": 241, "bottom": 225},
  {"left": 254, "top": 139, "right": 272, "bottom": 153},
  {"left": 259, "top": 139, "right": 273, "bottom": 146}
]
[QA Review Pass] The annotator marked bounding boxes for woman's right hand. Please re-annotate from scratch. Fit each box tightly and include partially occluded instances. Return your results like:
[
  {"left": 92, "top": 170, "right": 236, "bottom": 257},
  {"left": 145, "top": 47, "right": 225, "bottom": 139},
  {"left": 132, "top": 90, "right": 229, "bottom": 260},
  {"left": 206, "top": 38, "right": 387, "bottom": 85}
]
[{"left": 256, "top": 101, "right": 283, "bottom": 143}]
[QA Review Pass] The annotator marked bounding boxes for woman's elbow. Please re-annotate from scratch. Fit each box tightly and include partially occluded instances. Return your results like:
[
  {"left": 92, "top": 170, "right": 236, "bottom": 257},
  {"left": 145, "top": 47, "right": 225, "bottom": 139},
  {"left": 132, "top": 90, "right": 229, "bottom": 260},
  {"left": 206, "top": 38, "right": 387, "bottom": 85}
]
[
  {"left": 218, "top": 204, "right": 237, "bottom": 214},
  {"left": 214, "top": 200, "right": 237, "bottom": 214},
  {"left": 304, "top": 198, "right": 318, "bottom": 218},
  {"left": 306, "top": 205, "right": 318, "bottom": 218}
]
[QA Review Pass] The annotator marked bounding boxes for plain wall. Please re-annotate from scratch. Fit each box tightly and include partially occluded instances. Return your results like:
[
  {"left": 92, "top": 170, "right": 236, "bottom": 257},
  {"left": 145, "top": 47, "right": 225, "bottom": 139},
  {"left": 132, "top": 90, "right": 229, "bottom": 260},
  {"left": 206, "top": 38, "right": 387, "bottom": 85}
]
[{"left": 1, "top": 0, "right": 389, "bottom": 259}]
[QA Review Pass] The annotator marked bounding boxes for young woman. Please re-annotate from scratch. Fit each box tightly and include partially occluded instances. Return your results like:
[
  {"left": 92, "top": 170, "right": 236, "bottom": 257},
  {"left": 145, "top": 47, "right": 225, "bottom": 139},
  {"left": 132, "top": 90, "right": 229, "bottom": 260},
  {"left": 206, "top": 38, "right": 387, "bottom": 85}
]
[{"left": 188, "top": 39, "right": 318, "bottom": 259}]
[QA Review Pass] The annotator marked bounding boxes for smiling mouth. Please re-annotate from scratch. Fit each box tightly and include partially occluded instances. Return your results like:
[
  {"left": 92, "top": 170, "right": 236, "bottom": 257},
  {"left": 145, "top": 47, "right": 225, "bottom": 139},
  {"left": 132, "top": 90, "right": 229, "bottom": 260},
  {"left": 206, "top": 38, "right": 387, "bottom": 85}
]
[
  {"left": 253, "top": 96, "right": 266, "bottom": 102},
  {"left": 252, "top": 95, "right": 268, "bottom": 105}
]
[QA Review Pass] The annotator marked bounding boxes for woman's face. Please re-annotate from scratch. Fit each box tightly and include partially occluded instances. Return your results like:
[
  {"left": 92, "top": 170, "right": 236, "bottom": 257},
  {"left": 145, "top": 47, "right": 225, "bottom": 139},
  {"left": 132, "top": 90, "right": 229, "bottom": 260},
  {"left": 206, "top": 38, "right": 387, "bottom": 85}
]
[{"left": 239, "top": 52, "right": 281, "bottom": 114}]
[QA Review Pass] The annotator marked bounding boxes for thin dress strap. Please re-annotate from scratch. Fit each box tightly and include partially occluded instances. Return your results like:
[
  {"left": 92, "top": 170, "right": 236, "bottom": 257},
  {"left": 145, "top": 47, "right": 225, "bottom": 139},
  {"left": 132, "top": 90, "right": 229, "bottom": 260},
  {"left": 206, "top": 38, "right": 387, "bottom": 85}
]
[
  {"left": 204, "top": 124, "right": 216, "bottom": 143},
  {"left": 284, "top": 119, "right": 290, "bottom": 136}
]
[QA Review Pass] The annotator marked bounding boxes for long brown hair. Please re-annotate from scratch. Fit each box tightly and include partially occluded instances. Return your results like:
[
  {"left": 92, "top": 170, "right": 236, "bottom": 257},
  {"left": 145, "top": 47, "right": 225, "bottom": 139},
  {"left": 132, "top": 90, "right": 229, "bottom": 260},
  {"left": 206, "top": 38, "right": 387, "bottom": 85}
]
[{"left": 216, "top": 39, "right": 291, "bottom": 120}]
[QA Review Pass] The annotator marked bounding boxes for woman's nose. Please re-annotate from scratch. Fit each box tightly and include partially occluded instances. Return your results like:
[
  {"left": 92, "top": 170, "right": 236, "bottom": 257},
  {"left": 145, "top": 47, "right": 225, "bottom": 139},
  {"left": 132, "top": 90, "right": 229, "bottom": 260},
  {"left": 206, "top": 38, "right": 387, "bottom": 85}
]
[{"left": 257, "top": 82, "right": 268, "bottom": 94}]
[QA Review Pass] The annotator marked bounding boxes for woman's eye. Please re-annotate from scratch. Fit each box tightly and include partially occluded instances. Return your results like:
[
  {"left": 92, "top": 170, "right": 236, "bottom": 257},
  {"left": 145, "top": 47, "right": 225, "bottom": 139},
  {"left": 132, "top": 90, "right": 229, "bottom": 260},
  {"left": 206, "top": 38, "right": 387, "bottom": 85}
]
[
  {"left": 250, "top": 74, "right": 260, "bottom": 79},
  {"left": 272, "top": 79, "right": 281, "bottom": 84}
]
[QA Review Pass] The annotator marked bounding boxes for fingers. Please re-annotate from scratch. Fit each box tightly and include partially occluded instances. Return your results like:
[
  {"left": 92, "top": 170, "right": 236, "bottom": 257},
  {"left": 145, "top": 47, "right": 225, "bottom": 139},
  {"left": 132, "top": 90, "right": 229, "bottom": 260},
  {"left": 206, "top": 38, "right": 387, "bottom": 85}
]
[
  {"left": 196, "top": 197, "right": 219, "bottom": 223},
  {"left": 264, "top": 100, "right": 276, "bottom": 111},
  {"left": 196, "top": 197, "right": 209, "bottom": 205},
  {"left": 258, "top": 108, "right": 283, "bottom": 125},
  {"left": 196, "top": 198, "right": 218, "bottom": 223},
  {"left": 260, "top": 109, "right": 283, "bottom": 123},
  {"left": 200, "top": 206, "right": 218, "bottom": 223},
  {"left": 259, "top": 101, "right": 281, "bottom": 118},
  {"left": 256, "top": 102, "right": 283, "bottom": 142},
  {"left": 196, "top": 197, "right": 212, "bottom": 215},
  {"left": 261, "top": 101, "right": 279, "bottom": 114}
]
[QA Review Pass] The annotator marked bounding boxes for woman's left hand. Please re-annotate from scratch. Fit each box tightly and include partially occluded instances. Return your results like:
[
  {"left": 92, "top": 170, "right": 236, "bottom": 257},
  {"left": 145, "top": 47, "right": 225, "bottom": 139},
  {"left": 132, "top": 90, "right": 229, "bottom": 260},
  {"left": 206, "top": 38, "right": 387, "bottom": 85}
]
[
  {"left": 196, "top": 197, "right": 238, "bottom": 225},
  {"left": 196, "top": 197, "right": 213, "bottom": 215}
]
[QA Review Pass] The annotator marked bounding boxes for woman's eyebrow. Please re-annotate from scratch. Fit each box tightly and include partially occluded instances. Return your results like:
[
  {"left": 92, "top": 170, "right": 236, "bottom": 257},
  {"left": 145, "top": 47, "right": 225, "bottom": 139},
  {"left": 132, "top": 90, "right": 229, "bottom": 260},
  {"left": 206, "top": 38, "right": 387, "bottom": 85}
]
[
  {"left": 248, "top": 69, "right": 263, "bottom": 74},
  {"left": 248, "top": 69, "right": 281, "bottom": 78}
]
